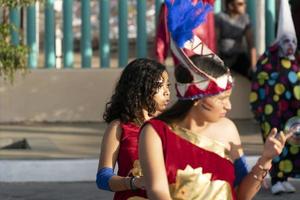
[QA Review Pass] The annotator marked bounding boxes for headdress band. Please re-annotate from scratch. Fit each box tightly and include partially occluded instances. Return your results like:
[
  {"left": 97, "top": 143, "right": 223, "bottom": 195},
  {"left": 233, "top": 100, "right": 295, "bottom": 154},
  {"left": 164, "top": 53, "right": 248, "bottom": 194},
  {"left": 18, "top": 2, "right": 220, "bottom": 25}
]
[{"left": 166, "top": 0, "right": 233, "bottom": 100}]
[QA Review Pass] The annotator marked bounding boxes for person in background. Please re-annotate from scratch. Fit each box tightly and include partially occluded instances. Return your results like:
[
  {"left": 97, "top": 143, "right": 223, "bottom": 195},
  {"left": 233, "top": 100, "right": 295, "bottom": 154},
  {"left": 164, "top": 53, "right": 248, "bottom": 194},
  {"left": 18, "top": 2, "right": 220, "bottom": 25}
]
[
  {"left": 215, "top": 0, "right": 256, "bottom": 78},
  {"left": 290, "top": 0, "right": 300, "bottom": 54},
  {"left": 250, "top": 0, "right": 300, "bottom": 195},
  {"left": 96, "top": 58, "right": 170, "bottom": 200},
  {"left": 155, "top": 0, "right": 216, "bottom": 66}
]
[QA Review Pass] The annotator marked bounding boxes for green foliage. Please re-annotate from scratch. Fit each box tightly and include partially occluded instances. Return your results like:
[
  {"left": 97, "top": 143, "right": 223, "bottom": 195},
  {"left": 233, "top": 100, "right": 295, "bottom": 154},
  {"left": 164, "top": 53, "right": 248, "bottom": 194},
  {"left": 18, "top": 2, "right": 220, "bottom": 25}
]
[
  {"left": 0, "top": 0, "right": 42, "bottom": 82},
  {"left": 0, "top": 0, "right": 38, "bottom": 8},
  {"left": 0, "top": 24, "right": 28, "bottom": 82}
]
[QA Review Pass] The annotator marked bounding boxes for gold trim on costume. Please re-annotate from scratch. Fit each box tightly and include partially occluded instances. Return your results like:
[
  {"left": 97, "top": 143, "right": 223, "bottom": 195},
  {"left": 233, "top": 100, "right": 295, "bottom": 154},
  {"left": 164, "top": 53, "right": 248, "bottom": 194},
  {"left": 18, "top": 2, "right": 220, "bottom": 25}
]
[
  {"left": 170, "top": 165, "right": 233, "bottom": 200},
  {"left": 127, "top": 197, "right": 148, "bottom": 200},
  {"left": 133, "top": 118, "right": 143, "bottom": 127},
  {"left": 171, "top": 125, "right": 232, "bottom": 161},
  {"left": 128, "top": 160, "right": 143, "bottom": 177}
]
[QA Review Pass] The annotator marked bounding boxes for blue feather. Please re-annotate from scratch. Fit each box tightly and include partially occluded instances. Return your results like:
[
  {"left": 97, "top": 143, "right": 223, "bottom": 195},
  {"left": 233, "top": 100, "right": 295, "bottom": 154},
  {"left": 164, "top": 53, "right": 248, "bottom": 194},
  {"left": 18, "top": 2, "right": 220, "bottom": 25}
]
[{"left": 165, "top": 0, "right": 212, "bottom": 47}]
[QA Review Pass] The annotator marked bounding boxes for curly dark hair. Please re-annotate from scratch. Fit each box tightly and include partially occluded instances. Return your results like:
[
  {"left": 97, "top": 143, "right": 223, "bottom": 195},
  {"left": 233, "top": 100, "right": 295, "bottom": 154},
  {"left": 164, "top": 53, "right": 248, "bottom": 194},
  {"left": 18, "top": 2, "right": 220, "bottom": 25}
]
[{"left": 103, "top": 58, "right": 166, "bottom": 123}]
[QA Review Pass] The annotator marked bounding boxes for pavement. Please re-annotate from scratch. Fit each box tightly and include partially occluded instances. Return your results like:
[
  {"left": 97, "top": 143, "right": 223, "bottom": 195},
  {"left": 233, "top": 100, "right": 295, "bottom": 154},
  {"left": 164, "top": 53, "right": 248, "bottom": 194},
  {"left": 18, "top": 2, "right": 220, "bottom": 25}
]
[
  {"left": 1, "top": 119, "right": 300, "bottom": 200},
  {"left": 0, "top": 180, "right": 300, "bottom": 200}
]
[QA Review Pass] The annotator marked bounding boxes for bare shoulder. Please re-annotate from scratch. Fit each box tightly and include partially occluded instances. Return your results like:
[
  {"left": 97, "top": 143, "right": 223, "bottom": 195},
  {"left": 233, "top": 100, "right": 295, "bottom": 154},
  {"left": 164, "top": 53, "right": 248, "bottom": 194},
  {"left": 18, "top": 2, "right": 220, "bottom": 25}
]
[
  {"left": 139, "top": 123, "right": 163, "bottom": 155},
  {"left": 107, "top": 119, "right": 121, "bottom": 129},
  {"left": 140, "top": 123, "right": 156, "bottom": 137},
  {"left": 104, "top": 119, "right": 122, "bottom": 139},
  {"left": 218, "top": 118, "right": 238, "bottom": 131},
  {"left": 219, "top": 118, "right": 245, "bottom": 159},
  {"left": 217, "top": 118, "right": 240, "bottom": 143},
  {"left": 140, "top": 122, "right": 164, "bottom": 144}
]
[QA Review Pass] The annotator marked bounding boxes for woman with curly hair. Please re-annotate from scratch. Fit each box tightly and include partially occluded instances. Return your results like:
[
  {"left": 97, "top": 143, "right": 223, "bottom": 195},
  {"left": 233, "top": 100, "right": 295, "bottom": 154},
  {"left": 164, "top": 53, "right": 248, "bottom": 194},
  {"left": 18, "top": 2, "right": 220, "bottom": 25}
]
[{"left": 96, "top": 58, "right": 170, "bottom": 200}]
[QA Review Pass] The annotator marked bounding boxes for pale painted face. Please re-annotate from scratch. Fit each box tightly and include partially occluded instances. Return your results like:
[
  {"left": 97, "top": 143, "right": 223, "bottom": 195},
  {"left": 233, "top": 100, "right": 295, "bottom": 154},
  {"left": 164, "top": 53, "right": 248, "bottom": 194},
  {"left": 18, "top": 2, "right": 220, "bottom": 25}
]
[
  {"left": 279, "top": 34, "right": 297, "bottom": 58},
  {"left": 196, "top": 89, "right": 232, "bottom": 122},
  {"left": 153, "top": 71, "right": 171, "bottom": 114}
]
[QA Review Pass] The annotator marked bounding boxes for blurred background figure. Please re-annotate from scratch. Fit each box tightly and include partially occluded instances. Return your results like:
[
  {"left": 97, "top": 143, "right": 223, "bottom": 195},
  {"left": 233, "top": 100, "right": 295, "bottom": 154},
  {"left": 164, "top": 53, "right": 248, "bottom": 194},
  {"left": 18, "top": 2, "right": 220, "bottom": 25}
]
[
  {"left": 154, "top": 0, "right": 216, "bottom": 66},
  {"left": 215, "top": 0, "right": 256, "bottom": 78},
  {"left": 290, "top": 0, "right": 300, "bottom": 55},
  {"left": 250, "top": 0, "right": 300, "bottom": 195}
]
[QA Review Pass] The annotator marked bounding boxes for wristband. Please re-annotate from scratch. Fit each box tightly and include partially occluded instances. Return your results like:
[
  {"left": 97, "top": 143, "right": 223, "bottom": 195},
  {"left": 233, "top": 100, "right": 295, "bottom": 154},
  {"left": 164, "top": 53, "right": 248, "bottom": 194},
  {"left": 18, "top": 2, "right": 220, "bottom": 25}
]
[
  {"left": 130, "top": 176, "right": 138, "bottom": 190},
  {"left": 234, "top": 155, "right": 249, "bottom": 186},
  {"left": 96, "top": 167, "right": 115, "bottom": 191}
]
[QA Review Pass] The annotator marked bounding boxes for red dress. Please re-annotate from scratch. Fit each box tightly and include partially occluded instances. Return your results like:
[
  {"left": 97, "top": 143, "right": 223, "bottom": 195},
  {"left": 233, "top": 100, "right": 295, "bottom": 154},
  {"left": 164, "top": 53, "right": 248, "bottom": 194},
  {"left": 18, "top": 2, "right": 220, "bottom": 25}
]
[
  {"left": 114, "top": 122, "right": 147, "bottom": 200},
  {"left": 146, "top": 119, "right": 236, "bottom": 200}
]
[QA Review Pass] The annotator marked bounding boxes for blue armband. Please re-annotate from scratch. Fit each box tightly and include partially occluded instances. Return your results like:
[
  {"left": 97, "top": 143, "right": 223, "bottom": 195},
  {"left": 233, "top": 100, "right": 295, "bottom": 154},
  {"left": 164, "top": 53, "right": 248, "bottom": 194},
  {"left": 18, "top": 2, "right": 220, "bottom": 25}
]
[
  {"left": 96, "top": 167, "right": 115, "bottom": 191},
  {"left": 234, "top": 155, "right": 249, "bottom": 187}
]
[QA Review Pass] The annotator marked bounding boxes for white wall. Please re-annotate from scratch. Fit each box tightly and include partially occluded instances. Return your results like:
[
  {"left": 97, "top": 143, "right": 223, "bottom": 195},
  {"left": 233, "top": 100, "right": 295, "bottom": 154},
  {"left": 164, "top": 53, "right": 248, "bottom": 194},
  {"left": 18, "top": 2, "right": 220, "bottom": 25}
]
[{"left": 0, "top": 69, "right": 252, "bottom": 122}]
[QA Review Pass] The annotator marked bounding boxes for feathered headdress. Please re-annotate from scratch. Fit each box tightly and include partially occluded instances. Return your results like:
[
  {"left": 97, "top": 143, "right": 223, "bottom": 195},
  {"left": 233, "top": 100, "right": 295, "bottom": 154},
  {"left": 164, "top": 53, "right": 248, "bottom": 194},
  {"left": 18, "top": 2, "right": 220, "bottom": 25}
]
[{"left": 166, "top": 0, "right": 233, "bottom": 100}]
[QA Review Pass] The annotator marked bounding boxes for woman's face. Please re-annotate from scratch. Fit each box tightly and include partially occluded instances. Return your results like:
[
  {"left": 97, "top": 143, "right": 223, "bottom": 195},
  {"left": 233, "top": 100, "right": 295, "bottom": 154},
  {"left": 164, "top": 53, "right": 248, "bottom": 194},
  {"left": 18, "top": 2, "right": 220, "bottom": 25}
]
[
  {"left": 153, "top": 71, "right": 171, "bottom": 114},
  {"left": 196, "top": 89, "right": 232, "bottom": 122}
]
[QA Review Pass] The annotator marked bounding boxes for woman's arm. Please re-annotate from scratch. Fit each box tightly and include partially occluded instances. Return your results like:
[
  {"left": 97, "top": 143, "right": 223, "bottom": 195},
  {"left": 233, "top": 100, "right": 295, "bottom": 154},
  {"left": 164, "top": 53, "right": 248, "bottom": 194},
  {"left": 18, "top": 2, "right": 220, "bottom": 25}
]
[
  {"left": 245, "top": 28, "right": 257, "bottom": 72},
  {"left": 223, "top": 119, "right": 288, "bottom": 199},
  {"left": 97, "top": 120, "right": 138, "bottom": 191},
  {"left": 236, "top": 129, "right": 290, "bottom": 200},
  {"left": 139, "top": 124, "right": 172, "bottom": 200}
]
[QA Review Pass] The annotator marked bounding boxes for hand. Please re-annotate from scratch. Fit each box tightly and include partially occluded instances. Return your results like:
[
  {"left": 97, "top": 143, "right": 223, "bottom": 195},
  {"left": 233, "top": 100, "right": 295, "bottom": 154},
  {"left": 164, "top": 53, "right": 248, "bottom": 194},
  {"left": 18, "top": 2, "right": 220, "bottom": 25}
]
[
  {"left": 261, "top": 128, "right": 292, "bottom": 161},
  {"left": 133, "top": 176, "right": 145, "bottom": 189}
]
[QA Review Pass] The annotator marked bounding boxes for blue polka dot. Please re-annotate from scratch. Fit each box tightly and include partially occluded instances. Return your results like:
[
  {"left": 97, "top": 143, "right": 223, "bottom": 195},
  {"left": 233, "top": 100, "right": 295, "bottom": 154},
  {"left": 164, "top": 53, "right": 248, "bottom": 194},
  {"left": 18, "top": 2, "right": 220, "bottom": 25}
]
[
  {"left": 285, "top": 91, "right": 292, "bottom": 99},
  {"left": 271, "top": 72, "right": 279, "bottom": 79},
  {"left": 288, "top": 71, "right": 298, "bottom": 83},
  {"left": 268, "top": 79, "right": 276, "bottom": 86},
  {"left": 281, "top": 147, "right": 288, "bottom": 157},
  {"left": 259, "top": 88, "right": 266, "bottom": 100},
  {"left": 273, "top": 156, "right": 281, "bottom": 163}
]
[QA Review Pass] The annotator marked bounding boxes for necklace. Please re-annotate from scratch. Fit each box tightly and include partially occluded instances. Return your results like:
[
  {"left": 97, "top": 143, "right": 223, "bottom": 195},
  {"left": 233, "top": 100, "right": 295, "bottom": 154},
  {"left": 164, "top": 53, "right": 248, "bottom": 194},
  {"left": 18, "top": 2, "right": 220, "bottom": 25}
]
[
  {"left": 173, "top": 125, "right": 199, "bottom": 137},
  {"left": 172, "top": 122, "right": 209, "bottom": 136},
  {"left": 133, "top": 118, "right": 143, "bottom": 127}
]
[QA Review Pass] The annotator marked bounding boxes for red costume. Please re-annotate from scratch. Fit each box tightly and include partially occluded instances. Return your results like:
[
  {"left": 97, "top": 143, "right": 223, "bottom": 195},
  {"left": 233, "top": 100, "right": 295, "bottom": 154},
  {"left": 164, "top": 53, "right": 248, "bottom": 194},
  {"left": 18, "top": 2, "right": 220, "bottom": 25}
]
[
  {"left": 155, "top": 0, "right": 216, "bottom": 65},
  {"left": 114, "top": 122, "right": 146, "bottom": 200},
  {"left": 139, "top": 1, "right": 238, "bottom": 199},
  {"left": 144, "top": 119, "right": 236, "bottom": 200}
]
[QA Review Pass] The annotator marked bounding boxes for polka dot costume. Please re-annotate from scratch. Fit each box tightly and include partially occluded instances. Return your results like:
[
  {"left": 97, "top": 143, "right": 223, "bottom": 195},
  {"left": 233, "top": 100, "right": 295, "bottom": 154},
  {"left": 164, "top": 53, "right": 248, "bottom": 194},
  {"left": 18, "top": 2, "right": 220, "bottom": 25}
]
[{"left": 250, "top": 45, "right": 300, "bottom": 182}]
